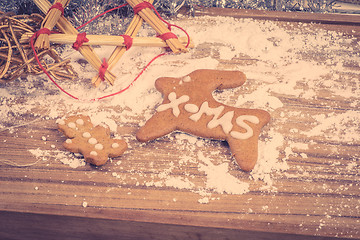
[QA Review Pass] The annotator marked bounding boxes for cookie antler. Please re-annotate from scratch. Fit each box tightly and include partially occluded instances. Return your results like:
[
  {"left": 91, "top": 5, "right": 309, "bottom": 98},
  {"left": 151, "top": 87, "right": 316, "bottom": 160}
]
[
  {"left": 155, "top": 69, "right": 246, "bottom": 95},
  {"left": 190, "top": 69, "right": 247, "bottom": 91}
]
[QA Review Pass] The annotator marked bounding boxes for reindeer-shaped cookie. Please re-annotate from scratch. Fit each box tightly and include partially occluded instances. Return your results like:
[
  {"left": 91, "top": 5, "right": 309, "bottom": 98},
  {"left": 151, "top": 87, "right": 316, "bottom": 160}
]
[{"left": 136, "top": 69, "right": 270, "bottom": 171}]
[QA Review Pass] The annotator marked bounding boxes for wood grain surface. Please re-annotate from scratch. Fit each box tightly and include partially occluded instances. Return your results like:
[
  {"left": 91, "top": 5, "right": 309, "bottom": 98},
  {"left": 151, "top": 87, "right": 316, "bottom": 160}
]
[{"left": 0, "top": 8, "right": 359, "bottom": 240}]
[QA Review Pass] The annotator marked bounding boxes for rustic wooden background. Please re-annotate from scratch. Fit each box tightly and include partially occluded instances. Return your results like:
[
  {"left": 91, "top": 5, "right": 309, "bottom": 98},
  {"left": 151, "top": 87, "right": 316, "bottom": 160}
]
[{"left": 0, "top": 7, "right": 359, "bottom": 240}]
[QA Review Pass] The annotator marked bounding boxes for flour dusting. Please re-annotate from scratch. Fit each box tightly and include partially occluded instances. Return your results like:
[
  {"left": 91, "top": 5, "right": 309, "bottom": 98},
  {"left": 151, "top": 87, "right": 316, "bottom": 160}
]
[{"left": 1, "top": 15, "right": 359, "bottom": 204}]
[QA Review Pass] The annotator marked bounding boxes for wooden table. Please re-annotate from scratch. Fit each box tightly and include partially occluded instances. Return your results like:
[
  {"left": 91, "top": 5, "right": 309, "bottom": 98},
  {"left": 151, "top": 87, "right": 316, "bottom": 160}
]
[{"left": 1, "top": 7, "right": 359, "bottom": 239}]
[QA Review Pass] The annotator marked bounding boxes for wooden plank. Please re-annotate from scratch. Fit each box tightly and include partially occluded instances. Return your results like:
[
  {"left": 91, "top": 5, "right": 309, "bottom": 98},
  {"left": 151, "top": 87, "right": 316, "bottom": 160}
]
[
  {"left": 0, "top": 88, "right": 359, "bottom": 239},
  {"left": 192, "top": 6, "right": 360, "bottom": 25},
  {"left": 189, "top": 7, "right": 360, "bottom": 40},
  {"left": 1, "top": 210, "right": 333, "bottom": 240}
]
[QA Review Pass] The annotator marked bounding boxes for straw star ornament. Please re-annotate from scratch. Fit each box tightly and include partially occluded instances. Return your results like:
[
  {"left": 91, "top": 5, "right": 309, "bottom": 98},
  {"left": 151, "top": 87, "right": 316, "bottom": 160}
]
[{"left": 31, "top": 0, "right": 192, "bottom": 87}]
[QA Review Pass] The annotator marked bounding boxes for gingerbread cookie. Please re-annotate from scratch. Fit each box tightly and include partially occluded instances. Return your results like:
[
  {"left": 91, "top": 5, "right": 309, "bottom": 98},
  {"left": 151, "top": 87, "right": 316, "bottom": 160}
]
[
  {"left": 136, "top": 69, "right": 271, "bottom": 171},
  {"left": 57, "top": 115, "right": 127, "bottom": 166}
]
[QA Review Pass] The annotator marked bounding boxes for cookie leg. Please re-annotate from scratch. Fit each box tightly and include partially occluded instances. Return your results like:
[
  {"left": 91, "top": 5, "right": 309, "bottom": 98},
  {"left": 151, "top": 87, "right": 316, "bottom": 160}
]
[
  {"left": 227, "top": 137, "right": 259, "bottom": 172},
  {"left": 136, "top": 113, "right": 177, "bottom": 142}
]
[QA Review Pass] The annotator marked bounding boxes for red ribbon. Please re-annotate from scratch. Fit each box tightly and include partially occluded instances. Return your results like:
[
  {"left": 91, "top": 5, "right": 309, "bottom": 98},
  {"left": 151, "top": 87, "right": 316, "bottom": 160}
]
[
  {"left": 133, "top": 2, "right": 153, "bottom": 15},
  {"left": 35, "top": 28, "right": 51, "bottom": 38},
  {"left": 72, "top": 32, "right": 89, "bottom": 50},
  {"left": 99, "top": 58, "right": 108, "bottom": 82},
  {"left": 158, "top": 32, "right": 178, "bottom": 41},
  {"left": 120, "top": 35, "right": 133, "bottom": 50},
  {"left": 48, "top": 2, "right": 64, "bottom": 15}
]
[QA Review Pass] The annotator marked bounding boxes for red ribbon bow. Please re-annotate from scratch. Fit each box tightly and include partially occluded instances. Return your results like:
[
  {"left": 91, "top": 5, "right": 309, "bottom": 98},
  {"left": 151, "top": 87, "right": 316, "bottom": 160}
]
[
  {"left": 99, "top": 58, "right": 109, "bottom": 82},
  {"left": 72, "top": 32, "right": 89, "bottom": 51}
]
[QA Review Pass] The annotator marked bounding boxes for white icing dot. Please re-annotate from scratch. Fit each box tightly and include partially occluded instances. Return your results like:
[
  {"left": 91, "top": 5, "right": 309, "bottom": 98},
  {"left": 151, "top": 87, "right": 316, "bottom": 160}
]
[
  {"left": 95, "top": 143, "right": 103, "bottom": 150},
  {"left": 184, "top": 103, "right": 199, "bottom": 113},
  {"left": 65, "top": 139, "right": 72, "bottom": 144},
  {"left": 56, "top": 119, "right": 65, "bottom": 125},
  {"left": 76, "top": 119, "right": 84, "bottom": 125},
  {"left": 112, "top": 143, "right": 119, "bottom": 148},
  {"left": 182, "top": 76, "right": 191, "bottom": 82},
  {"left": 88, "top": 138, "right": 97, "bottom": 145},
  {"left": 82, "top": 132, "right": 91, "bottom": 138},
  {"left": 67, "top": 122, "right": 76, "bottom": 129},
  {"left": 90, "top": 151, "right": 98, "bottom": 156}
]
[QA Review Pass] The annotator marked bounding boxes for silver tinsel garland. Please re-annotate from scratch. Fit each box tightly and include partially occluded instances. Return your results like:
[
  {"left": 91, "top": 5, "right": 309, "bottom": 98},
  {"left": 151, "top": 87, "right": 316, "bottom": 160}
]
[
  {"left": 0, "top": 0, "right": 338, "bottom": 15},
  {"left": 0, "top": 0, "right": 348, "bottom": 34}
]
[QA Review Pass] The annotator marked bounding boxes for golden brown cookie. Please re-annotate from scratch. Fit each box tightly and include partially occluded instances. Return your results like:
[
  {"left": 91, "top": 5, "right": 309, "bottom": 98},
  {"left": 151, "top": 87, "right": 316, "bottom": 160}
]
[
  {"left": 57, "top": 115, "right": 127, "bottom": 166},
  {"left": 136, "top": 69, "right": 270, "bottom": 171}
]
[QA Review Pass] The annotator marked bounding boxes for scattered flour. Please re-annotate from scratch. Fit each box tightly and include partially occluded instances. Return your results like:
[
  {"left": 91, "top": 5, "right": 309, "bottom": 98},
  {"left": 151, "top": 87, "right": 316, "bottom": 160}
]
[
  {"left": 1, "top": 15, "right": 359, "bottom": 204},
  {"left": 28, "top": 149, "right": 86, "bottom": 168},
  {"left": 251, "top": 130, "right": 288, "bottom": 189},
  {"left": 197, "top": 152, "right": 250, "bottom": 195},
  {"left": 303, "top": 110, "right": 360, "bottom": 143}
]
